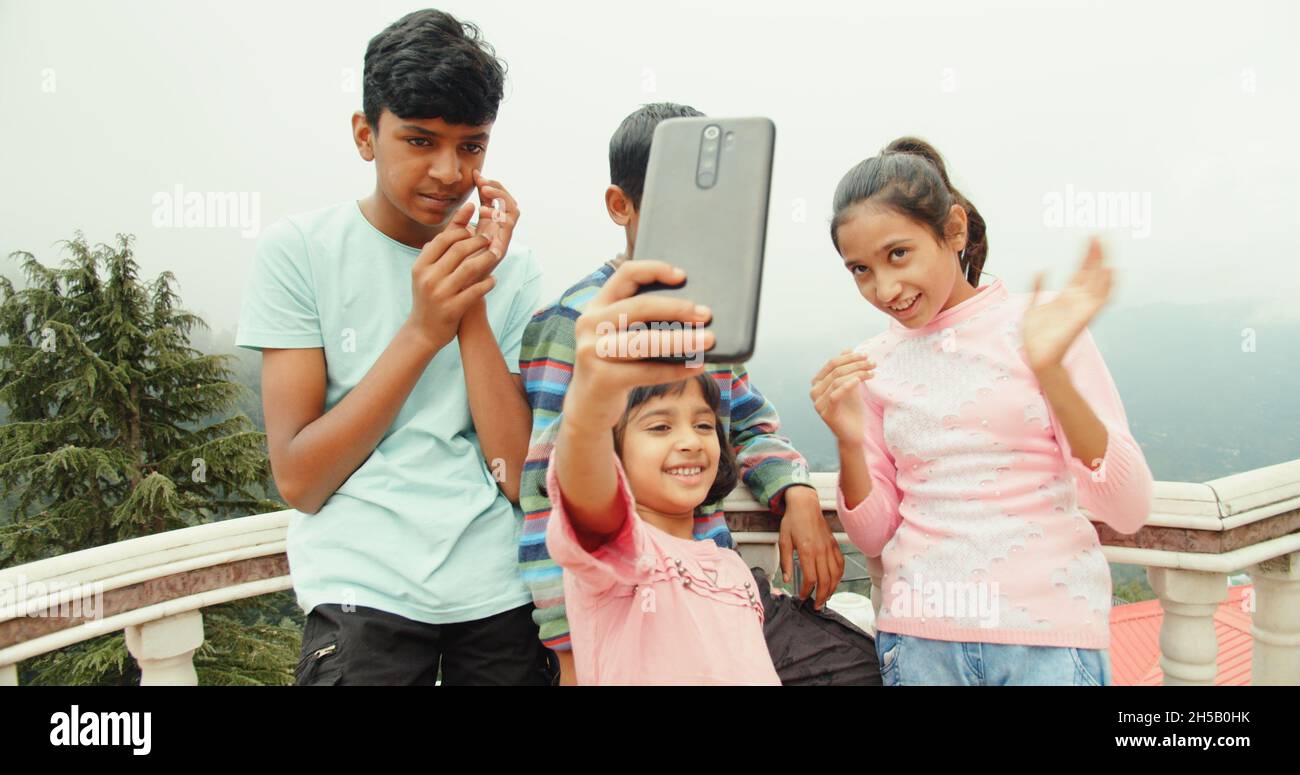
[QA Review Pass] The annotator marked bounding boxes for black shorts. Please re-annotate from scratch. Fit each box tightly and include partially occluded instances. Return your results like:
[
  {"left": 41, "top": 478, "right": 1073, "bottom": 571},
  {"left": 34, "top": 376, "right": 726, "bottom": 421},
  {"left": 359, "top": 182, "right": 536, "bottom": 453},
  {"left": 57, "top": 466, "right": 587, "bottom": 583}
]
[{"left": 295, "top": 602, "right": 558, "bottom": 686}]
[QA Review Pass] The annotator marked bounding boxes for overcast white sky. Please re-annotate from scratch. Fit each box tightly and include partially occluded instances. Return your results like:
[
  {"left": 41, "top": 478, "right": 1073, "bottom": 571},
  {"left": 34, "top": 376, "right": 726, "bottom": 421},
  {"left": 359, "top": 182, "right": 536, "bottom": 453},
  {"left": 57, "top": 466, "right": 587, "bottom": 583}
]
[{"left": 3, "top": 0, "right": 1298, "bottom": 348}]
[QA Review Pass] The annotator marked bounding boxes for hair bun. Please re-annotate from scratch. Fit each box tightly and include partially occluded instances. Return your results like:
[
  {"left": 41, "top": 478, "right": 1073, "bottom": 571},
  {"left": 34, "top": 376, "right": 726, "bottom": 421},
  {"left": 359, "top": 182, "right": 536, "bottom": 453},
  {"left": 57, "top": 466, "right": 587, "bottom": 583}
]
[{"left": 883, "top": 137, "right": 952, "bottom": 187}]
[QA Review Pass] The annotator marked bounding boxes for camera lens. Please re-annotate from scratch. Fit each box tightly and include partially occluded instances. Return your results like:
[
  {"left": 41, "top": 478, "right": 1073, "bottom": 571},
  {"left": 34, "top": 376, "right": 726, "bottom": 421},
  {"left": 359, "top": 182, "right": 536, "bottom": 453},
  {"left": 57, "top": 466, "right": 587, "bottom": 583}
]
[{"left": 703, "top": 125, "right": 720, "bottom": 140}]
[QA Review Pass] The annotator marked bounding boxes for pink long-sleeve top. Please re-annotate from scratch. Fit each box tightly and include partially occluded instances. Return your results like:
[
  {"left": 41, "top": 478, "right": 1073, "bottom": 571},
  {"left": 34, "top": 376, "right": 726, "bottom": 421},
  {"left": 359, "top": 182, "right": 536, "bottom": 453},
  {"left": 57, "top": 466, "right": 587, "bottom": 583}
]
[
  {"left": 838, "top": 277, "right": 1154, "bottom": 649},
  {"left": 546, "top": 452, "right": 781, "bottom": 685}
]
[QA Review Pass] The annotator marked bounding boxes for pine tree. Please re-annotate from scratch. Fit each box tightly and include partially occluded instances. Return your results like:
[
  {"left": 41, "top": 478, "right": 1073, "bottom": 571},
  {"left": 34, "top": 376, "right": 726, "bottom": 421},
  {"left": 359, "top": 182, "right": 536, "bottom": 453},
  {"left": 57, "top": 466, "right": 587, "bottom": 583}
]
[{"left": 0, "top": 233, "right": 300, "bottom": 685}]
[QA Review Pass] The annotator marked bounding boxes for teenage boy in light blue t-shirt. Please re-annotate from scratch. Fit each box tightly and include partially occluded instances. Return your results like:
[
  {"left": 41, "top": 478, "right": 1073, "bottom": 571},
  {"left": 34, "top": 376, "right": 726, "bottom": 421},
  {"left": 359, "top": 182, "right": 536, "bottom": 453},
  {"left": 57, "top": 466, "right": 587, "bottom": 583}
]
[{"left": 236, "top": 9, "right": 554, "bottom": 686}]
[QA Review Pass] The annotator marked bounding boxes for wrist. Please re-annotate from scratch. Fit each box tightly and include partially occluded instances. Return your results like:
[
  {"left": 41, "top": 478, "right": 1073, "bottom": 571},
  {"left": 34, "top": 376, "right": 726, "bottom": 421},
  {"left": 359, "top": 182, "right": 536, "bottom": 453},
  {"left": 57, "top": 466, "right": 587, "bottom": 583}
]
[
  {"left": 835, "top": 435, "right": 863, "bottom": 453},
  {"left": 836, "top": 438, "right": 868, "bottom": 468},
  {"left": 556, "top": 410, "right": 616, "bottom": 455},
  {"left": 782, "top": 484, "right": 820, "bottom": 511},
  {"left": 397, "top": 320, "right": 444, "bottom": 359},
  {"left": 562, "top": 378, "right": 625, "bottom": 435},
  {"left": 460, "top": 299, "right": 489, "bottom": 330},
  {"left": 1033, "top": 363, "right": 1072, "bottom": 390}
]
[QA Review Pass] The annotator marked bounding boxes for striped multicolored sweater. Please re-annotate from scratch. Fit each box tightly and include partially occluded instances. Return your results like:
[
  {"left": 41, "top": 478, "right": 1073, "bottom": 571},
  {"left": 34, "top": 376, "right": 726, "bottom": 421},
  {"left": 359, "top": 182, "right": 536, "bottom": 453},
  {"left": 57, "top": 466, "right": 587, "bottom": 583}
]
[{"left": 517, "top": 259, "right": 811, "bottom": 651}]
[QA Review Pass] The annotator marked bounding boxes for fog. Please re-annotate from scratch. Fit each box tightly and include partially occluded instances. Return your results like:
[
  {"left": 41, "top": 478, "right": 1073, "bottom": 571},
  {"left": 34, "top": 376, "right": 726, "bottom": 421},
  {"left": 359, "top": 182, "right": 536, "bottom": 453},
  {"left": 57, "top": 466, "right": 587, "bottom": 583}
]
[{"left": 3, "top": 0, "right": 1296, "bottom": 353}]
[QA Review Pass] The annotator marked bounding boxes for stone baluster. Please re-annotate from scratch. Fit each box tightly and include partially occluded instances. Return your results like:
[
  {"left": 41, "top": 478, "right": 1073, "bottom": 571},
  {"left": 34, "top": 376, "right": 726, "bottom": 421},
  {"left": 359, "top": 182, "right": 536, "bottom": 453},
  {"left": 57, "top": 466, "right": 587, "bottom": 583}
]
[
  {"left": 1248, "top": 551, "right": 1300, "bottom": 685},
  {"left": 1149, "top": 567, "right": 1228, "bottom": 685},
  {"left": 125, "top": 610, "right": 204, "bottom": 686}
]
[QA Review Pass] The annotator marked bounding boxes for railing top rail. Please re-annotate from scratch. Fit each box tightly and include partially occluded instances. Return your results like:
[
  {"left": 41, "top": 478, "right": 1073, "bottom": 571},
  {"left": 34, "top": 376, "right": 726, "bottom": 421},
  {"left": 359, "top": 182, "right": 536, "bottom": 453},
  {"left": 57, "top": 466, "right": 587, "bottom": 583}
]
[
  {"left": 1205, "top": 458, "right": 1300, "bottom": 517},
  {"left": 4, "top": 459, "right": 1298, "bottom": 615},
  {"left": 0, "top": 511, "right": 293, "bottom": 612}
]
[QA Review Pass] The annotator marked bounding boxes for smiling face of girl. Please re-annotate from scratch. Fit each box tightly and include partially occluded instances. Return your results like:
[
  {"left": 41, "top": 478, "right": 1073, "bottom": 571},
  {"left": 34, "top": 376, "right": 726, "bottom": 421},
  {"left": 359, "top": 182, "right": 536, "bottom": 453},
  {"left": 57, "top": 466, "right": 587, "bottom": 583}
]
[
  {"left": 830, "top": 138, "right": 990, "bottom": 328},
  {"left": 615, "top": 379, "right": 725, "bottom": 539},
  {"left": 835, "top": 202, "right": 976, "bottom": 329}
]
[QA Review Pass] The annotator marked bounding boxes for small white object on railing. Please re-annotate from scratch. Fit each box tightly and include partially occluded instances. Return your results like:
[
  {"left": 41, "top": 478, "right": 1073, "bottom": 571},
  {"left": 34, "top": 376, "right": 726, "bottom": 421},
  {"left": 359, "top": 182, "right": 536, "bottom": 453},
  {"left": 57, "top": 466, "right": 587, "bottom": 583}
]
[{"left": 826, "top": 592, "right": 875, "bottom": 636}]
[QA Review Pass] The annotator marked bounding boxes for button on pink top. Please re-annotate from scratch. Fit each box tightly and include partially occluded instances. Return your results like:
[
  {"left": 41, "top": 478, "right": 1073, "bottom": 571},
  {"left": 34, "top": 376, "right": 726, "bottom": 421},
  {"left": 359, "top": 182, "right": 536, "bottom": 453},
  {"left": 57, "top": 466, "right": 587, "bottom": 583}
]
[
  {"left": 546, "top": 453, "right": 780, "bottom": 685},
  {"left": 839, "top": 278, "right": 1154, "bottom": 649}
]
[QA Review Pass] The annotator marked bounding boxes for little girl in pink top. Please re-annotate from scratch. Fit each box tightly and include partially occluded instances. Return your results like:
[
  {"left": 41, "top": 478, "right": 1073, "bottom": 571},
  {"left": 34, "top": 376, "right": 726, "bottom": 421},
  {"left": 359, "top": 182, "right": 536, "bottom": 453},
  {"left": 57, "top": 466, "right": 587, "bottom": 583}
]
[
  {"left": 545, "top": 261, "right": 779, "bottom": 685},
  {"left": 814, "top": 137, "right": 1155, "bottom": 685}
]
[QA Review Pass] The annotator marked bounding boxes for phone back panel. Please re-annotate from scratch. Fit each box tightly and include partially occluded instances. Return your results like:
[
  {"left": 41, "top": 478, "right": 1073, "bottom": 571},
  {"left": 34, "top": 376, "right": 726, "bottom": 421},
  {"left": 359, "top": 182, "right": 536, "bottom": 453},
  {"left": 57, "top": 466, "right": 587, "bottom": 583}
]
[{"left": 633, "top": 116, "right": 775, "bottom": 363}]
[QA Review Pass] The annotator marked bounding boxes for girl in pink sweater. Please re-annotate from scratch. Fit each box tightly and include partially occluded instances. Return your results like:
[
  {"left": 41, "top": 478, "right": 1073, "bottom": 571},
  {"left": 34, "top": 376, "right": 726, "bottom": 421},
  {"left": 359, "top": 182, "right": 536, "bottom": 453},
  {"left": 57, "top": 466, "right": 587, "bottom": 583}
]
[{"left": 815, "top": 137, "right": 1154, "bottom": 685}]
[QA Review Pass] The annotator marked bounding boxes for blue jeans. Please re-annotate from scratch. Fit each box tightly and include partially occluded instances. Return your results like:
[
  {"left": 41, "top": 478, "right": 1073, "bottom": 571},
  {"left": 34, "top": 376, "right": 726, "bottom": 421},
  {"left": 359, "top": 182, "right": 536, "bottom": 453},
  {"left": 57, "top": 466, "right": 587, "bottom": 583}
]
[{"left": 876, "top": 631, "right": 1112, "bottom": 686}]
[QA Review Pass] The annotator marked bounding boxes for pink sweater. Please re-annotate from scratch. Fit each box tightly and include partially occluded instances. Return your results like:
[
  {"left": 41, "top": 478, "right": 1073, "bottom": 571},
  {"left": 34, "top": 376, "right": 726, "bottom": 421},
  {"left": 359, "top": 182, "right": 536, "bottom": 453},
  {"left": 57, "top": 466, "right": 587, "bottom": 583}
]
[
  {"left": 546, "top": 453, "right": 781, "bottom": 685},
  {"left": 838, "top": 277, "right": 1154, "bottom": 649}
]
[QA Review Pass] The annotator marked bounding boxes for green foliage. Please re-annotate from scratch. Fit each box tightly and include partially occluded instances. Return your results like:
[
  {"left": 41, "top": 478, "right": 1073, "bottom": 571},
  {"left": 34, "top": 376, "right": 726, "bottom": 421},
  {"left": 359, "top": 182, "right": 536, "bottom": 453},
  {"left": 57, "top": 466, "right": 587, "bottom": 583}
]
[
  {"left": 1111, "top": 563, "right": 1155, "bottom": 603},
  {"left": 194, "top": 597, "right": 302, "bottom": 686},
  {"left": 1, "top": 232, "right": 298, "bottom": 685},
  {"left": 1113, "top": 579, "right": 1154, "bottom": 604},
  {"left": 20, "top": 633, "right": 138, "bottom": 686}
]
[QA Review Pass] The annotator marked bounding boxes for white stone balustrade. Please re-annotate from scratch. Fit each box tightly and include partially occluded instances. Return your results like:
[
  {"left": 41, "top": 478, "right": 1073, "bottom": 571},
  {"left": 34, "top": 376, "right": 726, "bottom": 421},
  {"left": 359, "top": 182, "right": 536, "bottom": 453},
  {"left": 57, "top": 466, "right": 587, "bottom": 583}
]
[{"left": 1, "top": 459, "right": 1297, "bottom": 685}]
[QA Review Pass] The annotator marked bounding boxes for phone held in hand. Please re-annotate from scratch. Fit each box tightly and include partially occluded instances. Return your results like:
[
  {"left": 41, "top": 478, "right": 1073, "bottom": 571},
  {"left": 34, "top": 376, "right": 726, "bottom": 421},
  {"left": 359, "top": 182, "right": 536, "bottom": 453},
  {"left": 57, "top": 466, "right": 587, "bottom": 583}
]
[{"left": 632, "top": 116, "right": 775, "bottom": 364}]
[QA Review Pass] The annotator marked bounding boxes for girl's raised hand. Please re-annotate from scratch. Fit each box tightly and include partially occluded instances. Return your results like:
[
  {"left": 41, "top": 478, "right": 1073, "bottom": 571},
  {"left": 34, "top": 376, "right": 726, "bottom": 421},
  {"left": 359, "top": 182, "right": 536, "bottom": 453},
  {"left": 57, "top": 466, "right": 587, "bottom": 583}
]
[
  {"left": 810, "top": 348, "right": 874, "bottom": 443},
  {"left": 565, "top": 260, "right": 715, "bottom": 431},
  {"left": 1021, "top": 237, "right": 1113, "bottom": 375}
]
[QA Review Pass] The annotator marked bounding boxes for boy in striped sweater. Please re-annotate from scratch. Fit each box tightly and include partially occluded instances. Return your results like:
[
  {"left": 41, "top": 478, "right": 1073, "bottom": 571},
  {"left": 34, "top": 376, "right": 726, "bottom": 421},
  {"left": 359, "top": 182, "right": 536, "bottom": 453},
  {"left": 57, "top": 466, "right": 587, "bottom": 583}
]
[{"left": 518, "top": 103, "right": 845, "bottom": 684}]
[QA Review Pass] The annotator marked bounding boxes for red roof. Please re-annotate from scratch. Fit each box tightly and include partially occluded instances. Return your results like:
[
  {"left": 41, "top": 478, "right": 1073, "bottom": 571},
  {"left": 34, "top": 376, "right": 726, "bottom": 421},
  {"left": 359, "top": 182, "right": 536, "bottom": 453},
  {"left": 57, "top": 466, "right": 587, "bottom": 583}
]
[{"left": 1108, "top": 585, "right": 1254, "bottom": 685}]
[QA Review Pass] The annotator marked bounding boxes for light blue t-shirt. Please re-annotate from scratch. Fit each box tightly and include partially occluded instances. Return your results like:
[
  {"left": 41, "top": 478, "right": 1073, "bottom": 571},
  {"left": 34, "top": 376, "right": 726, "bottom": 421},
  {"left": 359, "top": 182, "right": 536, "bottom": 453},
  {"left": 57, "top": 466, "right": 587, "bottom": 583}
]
[{"left": 236, "top": 201, "right": 542, "bottom": 624}]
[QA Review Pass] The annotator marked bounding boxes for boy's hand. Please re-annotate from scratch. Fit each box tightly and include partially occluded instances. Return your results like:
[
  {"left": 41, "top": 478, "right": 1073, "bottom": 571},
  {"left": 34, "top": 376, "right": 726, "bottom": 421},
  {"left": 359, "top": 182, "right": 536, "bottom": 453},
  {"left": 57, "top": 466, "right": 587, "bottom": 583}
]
[
  {"left": 406, "top": 201, "right": 502, "bottom": 352},
  {"left": 565, "top": 260, "right": 715, "bottom": 431},
  {"left": 457, "top": 172, "right": 518, "bottom": 327},
  {"left": 780, "top": 486, "right": 845, "bottom": 610},
  {"left": 810, "top": 348, "right": 874, "bottom": 443},
  {"left": 472, "top": 169, "right": 519, "bottom": 260}
]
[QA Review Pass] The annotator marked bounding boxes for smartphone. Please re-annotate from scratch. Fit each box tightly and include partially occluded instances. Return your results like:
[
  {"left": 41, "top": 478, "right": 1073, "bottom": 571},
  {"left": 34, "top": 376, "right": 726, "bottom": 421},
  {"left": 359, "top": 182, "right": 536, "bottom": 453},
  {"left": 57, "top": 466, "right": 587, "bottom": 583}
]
[{"left": 632, "top": 116, "right": 775, "bottom": 363}]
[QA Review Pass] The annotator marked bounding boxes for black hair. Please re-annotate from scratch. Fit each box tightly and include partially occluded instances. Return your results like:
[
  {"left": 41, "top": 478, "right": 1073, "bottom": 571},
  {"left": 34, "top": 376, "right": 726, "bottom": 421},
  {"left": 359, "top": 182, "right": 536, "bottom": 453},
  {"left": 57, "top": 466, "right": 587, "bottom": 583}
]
[
  {"left": 363, "top": 9, "right": 507, "bottom": 130},
  {"left": 829, "top": 137, "right": 988, "bottom": 285},
  {"left": 613, "top": 374, "right": 739, "bottom": 509},
  {"left": 609, "top": 102, "right": 705, "bottom": 210}
]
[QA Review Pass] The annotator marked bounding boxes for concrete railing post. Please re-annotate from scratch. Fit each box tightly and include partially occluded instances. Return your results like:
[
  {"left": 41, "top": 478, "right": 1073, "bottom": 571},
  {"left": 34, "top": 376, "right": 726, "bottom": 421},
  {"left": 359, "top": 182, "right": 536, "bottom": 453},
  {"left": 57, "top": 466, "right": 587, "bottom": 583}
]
[
  {"left": 125, "top": 610, "right": 205, "bottom": 686},
  {"left": 1249, "top": 551, "right": 1300, "bottom": 685},
  {"left": 1149, "top": 567, "right": 1228, "bottom": 685}
]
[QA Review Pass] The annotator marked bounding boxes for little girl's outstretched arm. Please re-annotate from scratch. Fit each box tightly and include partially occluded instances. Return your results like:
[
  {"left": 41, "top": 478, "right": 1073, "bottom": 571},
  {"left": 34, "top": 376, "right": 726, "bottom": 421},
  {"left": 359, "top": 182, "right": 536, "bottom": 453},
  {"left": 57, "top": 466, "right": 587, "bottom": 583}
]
[{"left": 554, "top": 260, "right": 716, "bottom": 549}]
